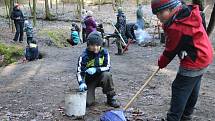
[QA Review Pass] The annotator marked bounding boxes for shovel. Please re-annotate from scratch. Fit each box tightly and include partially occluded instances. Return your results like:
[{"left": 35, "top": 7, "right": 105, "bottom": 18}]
[{"left": 100, "top": 68, "right": 160, "bottom": 121}]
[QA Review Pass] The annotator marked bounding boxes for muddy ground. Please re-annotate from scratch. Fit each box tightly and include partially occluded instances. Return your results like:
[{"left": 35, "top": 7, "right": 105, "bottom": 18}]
[{"left": 0, "top": 1, "right": 215, "bottom": 121}]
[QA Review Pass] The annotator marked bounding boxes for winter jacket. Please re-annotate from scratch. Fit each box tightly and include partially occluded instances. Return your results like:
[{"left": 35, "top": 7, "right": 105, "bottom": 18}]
[
  {"left": 25, "top": 44, "right": 39, "bottom": 61},
  {"left": 10, "top": 7, "right": 24, "bottom": 23},
  {"left": 161, "top": 5, "right": 213, "bottom": 70},
  {"left": 24, "top": 21, "right": 33, "bottom": 38},
  {"left": 84, "top": 16, "right": 97, "bottom": 36},
  {"left": 126, "top": 23, "right": 136, "bottom": 40},
  {"left": 77, "top": 48, "right": 110, "bottom": 84}
]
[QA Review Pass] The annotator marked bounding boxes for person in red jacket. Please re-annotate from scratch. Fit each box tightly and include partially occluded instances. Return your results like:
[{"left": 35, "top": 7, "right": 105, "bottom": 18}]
[{"left": 151, "top": 0, "right": 213, "bottom": 121}]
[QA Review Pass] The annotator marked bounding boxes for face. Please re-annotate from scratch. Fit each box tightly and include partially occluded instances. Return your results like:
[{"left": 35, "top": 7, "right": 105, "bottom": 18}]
[
  {"left": 88, "top": 45, "right": 101, "bottom": 53},
  {"left": 156, "top": 9, "right": 172, "bottom": 24}
]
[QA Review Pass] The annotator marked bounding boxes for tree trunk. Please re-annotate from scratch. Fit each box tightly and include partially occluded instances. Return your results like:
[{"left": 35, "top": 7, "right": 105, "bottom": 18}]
[
  {"left": 33, "top": 0, "right": 36, "bottom": 26},
  {"left": 192, "top": 0, "right": 205, "bottom": 11},
  {"left": 81, "top": 0, "right": 84, "bottom": 9},
  {"left": 136, "top": 0, "right": 140, "bottom": 6},
  {"left": 50, "top": 0, "right": 53, "bottom": 8},
  {"left": 45, "top": 0, "right": 52, "bottom": 20},
  {"left": 9, "top": 0, "right": 15, "bottom": 32},
  {"left": 29, "top": 0, "right": 33, "bottom": 15},
  {"left": 207, "top": 3, "right": 215, "bottom": 36},
  {"left": 56, "top": 0, "right": 58, "bottom": 15}
]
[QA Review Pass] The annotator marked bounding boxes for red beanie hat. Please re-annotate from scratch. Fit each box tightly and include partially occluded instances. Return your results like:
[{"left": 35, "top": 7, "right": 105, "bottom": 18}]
[{"left": 151, "top": 0, "right": 181, "bottom": 14}]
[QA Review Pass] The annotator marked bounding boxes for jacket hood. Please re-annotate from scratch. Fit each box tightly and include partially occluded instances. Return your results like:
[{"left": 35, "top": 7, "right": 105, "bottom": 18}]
[{"left": 175, "top": 5, "right": 202, "bottom": 28}]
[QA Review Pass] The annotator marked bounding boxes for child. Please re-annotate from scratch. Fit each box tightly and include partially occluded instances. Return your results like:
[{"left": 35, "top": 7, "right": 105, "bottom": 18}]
[
  {"left": 151, "top": 0, "right": 213, "bottom": 121},
  {"left": 84, "top": 11, "right": 97, "bottom": 38},
  {"left": 25, "top": 40, "right": 39, "bottom": 61},
  {"left": 81, "top": 9, "right": 87, "bottom": 43},
  {"left": 115, "top": 7, "right": 127, "bottom": 55},
  {"left": 24, "top": 20, "right": 33, "bottom": 45},
  {"left": 67, "top": 23, "right": 80, "bottom": 46},
  {"left": 76, "top": 32, "right": 120, "bottom": 108}
]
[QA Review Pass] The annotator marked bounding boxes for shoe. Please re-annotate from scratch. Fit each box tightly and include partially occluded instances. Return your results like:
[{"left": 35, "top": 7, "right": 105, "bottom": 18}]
[
  {"left": 19, "top": 41, "right": 23, "bottom": 43},
  {"left": 115, "top": 53, "right": 123, "bottom": 55},
  {"left": 107, "top": 96, "right": 120, "bottom": 108},
  {"left": 181, "top": 114, "right": 192, "bottom": 121}
]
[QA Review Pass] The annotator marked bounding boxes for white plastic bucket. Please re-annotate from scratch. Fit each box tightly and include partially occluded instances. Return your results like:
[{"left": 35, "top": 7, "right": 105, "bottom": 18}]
[{"left": 65, "top": 90, "right": 87, "bottom": 117}]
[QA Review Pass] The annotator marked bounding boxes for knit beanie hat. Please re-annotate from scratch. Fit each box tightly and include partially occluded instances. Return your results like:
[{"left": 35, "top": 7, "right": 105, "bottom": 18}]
[
  {"left": 151, "top": 0, "right": 181, "bottom": 14},
  {"left": 87, "top": 32, "right": 103, "bottom": 46}
]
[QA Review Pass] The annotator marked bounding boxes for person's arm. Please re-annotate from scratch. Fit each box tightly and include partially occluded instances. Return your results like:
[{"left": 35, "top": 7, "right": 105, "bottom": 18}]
[
  {"left": 10, "top": 11, "right": 15, "bottom": 20},
  {"left": 76, "top": 54, "right": 88, "bottom": 84},
  {"left": 158, "top": 29, "right": 183, "bottom": 68},
  {"left": 96, "top": 49, "right": 111, "bottom": 72}
]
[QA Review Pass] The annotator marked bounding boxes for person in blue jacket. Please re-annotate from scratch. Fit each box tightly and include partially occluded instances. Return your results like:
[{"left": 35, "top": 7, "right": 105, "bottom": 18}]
[
  {"left": 67, "top": 23, "right": 80, "bottom": 46},
  {"left": 76, "top": 32, "right": 120, "bottom": 108},
  {"left": 25, "top": 40, "right": 39, "bottom": 61}
]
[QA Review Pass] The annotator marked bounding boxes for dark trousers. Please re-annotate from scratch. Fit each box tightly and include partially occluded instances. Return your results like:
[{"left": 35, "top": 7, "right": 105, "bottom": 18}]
[
  {"left": 14, "top": 21, "right": 24, "bottom": 42},
  {"left": 27, "top": 37, "right": 33, "bottom": 45},
  {"left": 85, "top": 72, "right": 116, "bottom": 105},
  {"left": 167, "top": 74, "right": 202, "bottom": 121}
]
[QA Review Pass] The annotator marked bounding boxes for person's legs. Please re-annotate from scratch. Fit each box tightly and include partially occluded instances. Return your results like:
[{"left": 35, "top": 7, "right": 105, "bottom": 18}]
[
  {"left": 98, "top": 72, "right": 119, "bottom": 108},
  {"left": 19, "top": 22, "right": 24, "bottom": 42},
  {"left": 116, "top": 38, "right": 123, "bottom": 55},
  {"left": 181, "top": 75, "right": 202, "bottom": 120},
  {"left": 85, "top": 75, "right": 98, "bottom": 106},
  {"left": 167, "top": 74, "right": 201, "bottom": 121},
  {"left": 14, "top": 22, "right": 20, "bottom": 42}
]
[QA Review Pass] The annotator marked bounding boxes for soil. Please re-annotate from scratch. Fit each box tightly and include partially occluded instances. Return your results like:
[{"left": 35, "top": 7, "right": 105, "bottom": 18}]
[{"left": 0, "top": 1, "right": 215, "bottom": 121}]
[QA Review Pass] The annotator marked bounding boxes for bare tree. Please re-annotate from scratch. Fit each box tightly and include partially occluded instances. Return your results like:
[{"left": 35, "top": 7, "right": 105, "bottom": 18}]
[
  {"left": 207, "top": 3, "right": 215, "bottom": 36},
  {"left": 45, "top": 0, "right": 52, "bottom": 20},
  {"left": 33, "top": 0, "right": 36, "bottom": 26}
]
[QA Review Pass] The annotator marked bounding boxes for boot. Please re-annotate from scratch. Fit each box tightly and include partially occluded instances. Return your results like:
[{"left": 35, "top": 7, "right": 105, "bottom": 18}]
[
  {"left": 107, "top": 96, "right": 120, "bottom": 108},
  {"left": 181, "top": 114, "right": 192, "bottom": 121}
]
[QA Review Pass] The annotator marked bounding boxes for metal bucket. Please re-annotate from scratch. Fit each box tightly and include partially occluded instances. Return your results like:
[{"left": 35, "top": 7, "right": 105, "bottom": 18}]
[{"left": 65, "top": 90, "right": 87, "bottom": 117}]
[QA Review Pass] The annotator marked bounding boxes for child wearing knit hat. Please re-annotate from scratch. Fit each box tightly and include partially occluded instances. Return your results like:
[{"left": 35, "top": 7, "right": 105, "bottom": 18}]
[{"left": 151, "top": 0, "right": 213, "bottom": 120}]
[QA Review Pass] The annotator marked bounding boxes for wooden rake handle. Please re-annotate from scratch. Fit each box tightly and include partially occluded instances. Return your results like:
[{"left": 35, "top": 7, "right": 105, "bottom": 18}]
[{"left": 123, "top": 68, "right": 160, "bottom": 111}]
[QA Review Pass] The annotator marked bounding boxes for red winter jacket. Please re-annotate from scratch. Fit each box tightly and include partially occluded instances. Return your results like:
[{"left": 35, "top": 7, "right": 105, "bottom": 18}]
[{"left": 160, "top": 5, "right": 213, "bottom": 70}]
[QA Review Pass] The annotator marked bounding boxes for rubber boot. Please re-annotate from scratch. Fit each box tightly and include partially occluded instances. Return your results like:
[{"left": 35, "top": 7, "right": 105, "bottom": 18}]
[{"left": 107, "top": 95, "right": 120, "bottom": 108}]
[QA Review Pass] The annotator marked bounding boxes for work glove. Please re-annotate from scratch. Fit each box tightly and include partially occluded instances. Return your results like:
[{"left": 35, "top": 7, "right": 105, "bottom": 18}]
[
  {"left": 85, "top": 67, "right": 97, "bottom": 75},
  {"left": 79, "top": 82, "right": 87, "bottom": 92},
  {"left": 158, "top": 55, "right": 170, "bottom": 69}
]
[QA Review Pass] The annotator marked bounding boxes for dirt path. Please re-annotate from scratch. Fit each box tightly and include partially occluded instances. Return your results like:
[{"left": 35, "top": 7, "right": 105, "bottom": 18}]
[
  {"left": 0, "top": 42, "right": 215, "bottom": 121},
  {"left": 0, "top": 1, "right": 215, "bottom": 121}
]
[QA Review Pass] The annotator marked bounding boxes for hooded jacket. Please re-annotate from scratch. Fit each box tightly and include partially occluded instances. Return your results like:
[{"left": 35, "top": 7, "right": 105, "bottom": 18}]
[
  {"left": 161, "top": 5, "right": 213, "bottom": 70},
  {"left": 84, "top": 16, "right": 97, "bottom": 36},
  {"left": 10, "top": 6, "right": 24, "bottom": 22}
]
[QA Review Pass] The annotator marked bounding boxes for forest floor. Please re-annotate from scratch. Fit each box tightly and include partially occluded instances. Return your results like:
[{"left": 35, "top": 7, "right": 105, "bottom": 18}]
[{"left": 0, "top": 1, "right": 215, "bottom": 121}]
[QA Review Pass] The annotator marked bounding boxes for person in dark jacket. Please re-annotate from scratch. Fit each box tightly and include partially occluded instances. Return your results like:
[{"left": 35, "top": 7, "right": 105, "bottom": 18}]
[
  {"left": 84, "top": 11, "right": 97, "bottom": 38},
  {"left": 115, "top": 7, "right": 127, "bottom": 55},
  {"left": 126, "top": 23, "right": 137, "bottom": 41},
  {"left": 25, "top": 40, "right": 39, "bottom": 61},
  {"left": 77, "top": 32, "right": 120, "bottom": 108},
  {"left": 11, "top": 4, "right": 25, "bottom": 43},
  {"left": 151, "top": 0, "right": 213, "bottom": 121}
]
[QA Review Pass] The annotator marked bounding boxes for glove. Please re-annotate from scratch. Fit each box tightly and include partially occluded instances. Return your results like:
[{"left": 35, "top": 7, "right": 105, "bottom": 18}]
[
  {"left": 85, "top": 68, "right": 97, "bottom": 75},
  {"left": 79, "top": 82, "right": 87, "bottom": 92},
  {"left": 158, "top": 55, "right": 170, "bottom": 69}
]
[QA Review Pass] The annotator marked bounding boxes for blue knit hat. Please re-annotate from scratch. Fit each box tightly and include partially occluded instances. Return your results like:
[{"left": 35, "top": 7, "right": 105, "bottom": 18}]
[{"left": 151, "top": 0, "right": 182, "bottom": 14}]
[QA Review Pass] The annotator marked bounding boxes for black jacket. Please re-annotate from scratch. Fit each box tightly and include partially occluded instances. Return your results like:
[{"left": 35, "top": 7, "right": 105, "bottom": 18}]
[{"left": 10, "top": 7, "right": 24, "bottom": 22}]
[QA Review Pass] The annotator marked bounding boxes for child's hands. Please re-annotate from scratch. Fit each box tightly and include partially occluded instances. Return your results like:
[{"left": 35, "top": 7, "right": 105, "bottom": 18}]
[
  {"left": 85, "top": 67, "right": 96, "bottom": 75},
  {"left": 79, "top": 82, "right": 87, "bottom": 92},
  {"left": 158, "top": 55, "right": 169, "bottom": 69}
]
